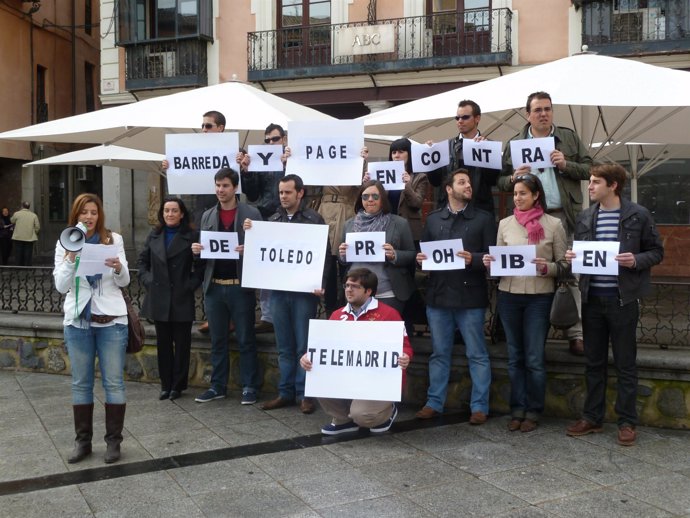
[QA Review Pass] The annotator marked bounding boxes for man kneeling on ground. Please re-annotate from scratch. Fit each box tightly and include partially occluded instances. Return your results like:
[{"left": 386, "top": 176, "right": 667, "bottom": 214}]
[{"left": 300, "top": 268, "right": 412, "bottom": 435}]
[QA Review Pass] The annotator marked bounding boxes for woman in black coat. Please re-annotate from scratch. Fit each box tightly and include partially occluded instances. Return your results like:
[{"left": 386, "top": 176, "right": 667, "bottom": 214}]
[{"left": 137, "top": 196, "right": 204, "bottom": 400}]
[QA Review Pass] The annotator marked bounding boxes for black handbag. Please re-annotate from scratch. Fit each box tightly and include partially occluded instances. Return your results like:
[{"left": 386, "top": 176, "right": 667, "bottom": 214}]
[{"left": 550, "top": 264, "right": 579, "bottom": 329}]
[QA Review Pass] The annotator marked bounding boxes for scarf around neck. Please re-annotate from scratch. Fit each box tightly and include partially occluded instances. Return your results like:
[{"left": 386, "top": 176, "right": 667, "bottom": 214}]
[
  {"left": 353, "top": 209, "right": 390, "bottom": 233},
  {"left": 513, "top": 206, "right": 545, "bottom": 244}
]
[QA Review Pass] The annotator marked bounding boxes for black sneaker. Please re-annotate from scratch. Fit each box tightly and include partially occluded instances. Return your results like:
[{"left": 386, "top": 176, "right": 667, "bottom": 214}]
[
  {"left": 194, "top": 388, "right": 226, "bottom": 403},
  {"left": 370, "top": 405, "right": 398, "bottom": 433}
]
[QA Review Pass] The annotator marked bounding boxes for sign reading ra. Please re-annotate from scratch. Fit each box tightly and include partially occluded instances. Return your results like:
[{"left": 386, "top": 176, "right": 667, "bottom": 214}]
[{"left": 509, "top": 137, "right": 555, "bottom": 170}]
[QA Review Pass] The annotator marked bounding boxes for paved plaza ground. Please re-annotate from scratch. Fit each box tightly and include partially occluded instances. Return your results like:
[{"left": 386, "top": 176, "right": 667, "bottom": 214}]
[{"left": 1, "top": 370, "right": 689, "bottom": 517}]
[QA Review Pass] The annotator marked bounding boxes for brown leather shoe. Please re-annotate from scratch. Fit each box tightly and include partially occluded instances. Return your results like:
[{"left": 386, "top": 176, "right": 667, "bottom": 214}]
[
  {"left": 566, "top": 419, "right": 603, "bottom": 436},
  {"left": 469, "top": 411, "right": 487, "bottom": 425},
  {"left": 260, "top": 397, "right": 294, "bottom": 411},
  {"left": 300, "top": 398, "right": 316, "bottom": 415},
  {"left": 569, "top": 338, "right": 585, "bottom": 356},
  {"left": 415, "top": 406, "right": 440, "bottom": 419},
  {"left": 520, "top": 419, "right": 538, "bottom": 433},
  {"left": 617, "top": 425, "right": 637, "bottom": 446},
  {"left": 507, "top": 419, "right": 522, "bottom": 431},
  {"left": 197, "top": 321, "right": 209, "bottom": 333}
]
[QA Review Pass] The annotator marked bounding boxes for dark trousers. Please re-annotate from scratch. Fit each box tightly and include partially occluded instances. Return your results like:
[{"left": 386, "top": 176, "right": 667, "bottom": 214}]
[
  {"left": 0, "top": 237, "right": 11, "bottom": 264},
  {"left": 324, "top": 255, "right": 346, "bottom": 316},
  {"left": 154, "top": 321, "right": 193, "bottom": 392},
  {"left": 14, "top": 240, "right": 34, "bottom": 266},
  {"left": 582, "top": 296, "right": 640, "bottom": 427}
]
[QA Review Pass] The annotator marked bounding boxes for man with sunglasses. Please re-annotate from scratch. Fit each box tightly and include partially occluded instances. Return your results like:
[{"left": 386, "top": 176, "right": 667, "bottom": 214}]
[
  {"left": 499, "top": 91, "right": 593, "bottom": 356},
  {"left": 236, "top": 123, "right": 290, "bottom": 334},
  {"left": 427, "top": 100, "right": 498, "bottom": 213}
]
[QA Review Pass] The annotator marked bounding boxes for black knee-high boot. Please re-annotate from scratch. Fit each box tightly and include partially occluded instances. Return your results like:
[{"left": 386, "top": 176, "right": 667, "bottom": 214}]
[
  {"left": 104, "top": 403, "right": 126, "bottom": 464},
  {"left": 67, "top": 403, "right": 94, "bottom": 463}
]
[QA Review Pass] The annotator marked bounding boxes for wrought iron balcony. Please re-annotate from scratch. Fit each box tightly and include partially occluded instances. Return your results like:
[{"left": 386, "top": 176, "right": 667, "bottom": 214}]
[
  {"left": 582, "top": 0, "right": 690, "bottom": 55},
  {"left": 248, "top": 8, "right": 512, "bottom": 81},
  {"left": 124, "top": 38, "right": 208, "bottom": 91}
]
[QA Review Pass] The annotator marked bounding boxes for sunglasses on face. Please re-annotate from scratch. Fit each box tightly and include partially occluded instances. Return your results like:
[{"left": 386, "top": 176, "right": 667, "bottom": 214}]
[
  {"left": 264, "top": 135, "right": 282, "bottom": 144},
  {"left": 455, "top": 115, "right": 473, "bottom": 121},
  {"left": 201, "top": 123, "right": 216, "bottom": 130},
  {"left": 361, "top": 193, "right": 381, "bottom": 201}
]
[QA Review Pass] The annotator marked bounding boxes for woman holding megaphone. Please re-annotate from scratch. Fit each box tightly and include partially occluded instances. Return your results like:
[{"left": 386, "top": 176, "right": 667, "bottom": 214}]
[{"left": 53, "top": 193, "right": 130, "bottom": 464}]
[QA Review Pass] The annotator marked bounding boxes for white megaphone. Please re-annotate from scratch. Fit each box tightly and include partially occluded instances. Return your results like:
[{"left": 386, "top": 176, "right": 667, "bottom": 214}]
[{"left": 59, "top": 222, "right": 87, "bottom": 252}]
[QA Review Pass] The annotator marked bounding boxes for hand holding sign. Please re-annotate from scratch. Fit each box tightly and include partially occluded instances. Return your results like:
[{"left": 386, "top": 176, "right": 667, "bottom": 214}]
[
  {"left": 486, "top": 245, "right": 538, "bottom": 276},
  {"left": 247, "top": 145, "right": 283, "bottom": 172},
  {"left": 368, "top": 161, "right": 405, "bottom": 191},
  {"left": 509, "top": 137, "right": 555, "bottom": 170},
  {"left": 462, "top": 140, "right": 503, "bottom": 170},
  {"left": 418, "top": 239, "right": 465, "bottom": 271},
  {"left": 571, "top": 241, "right": 620, "bottom": 275},
  {"left": 199, "top": 231, "right": 240, "bottom": 259},
  {"left": 344, "top": 232, "right": 386, "bottom": 262}
]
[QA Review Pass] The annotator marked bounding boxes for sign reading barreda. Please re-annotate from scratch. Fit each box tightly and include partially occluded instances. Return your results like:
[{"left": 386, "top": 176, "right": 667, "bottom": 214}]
[
  {"left": 304, "top": 320, "right": 404, "bottom": 402},
  {"left": 241, "top": 220, "right": 328, "bottom": 293},
  {"left": 166, "top": 133, "right": 239, "bottom": 195}
]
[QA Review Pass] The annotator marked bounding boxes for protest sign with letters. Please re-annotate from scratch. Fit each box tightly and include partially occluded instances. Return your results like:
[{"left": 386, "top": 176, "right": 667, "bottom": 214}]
[
  {"left": 242, "top": 220, "right": 328, "bottom": 293},
  {"left": 286, "top": 120, "right": 364, "bottom": 185},
  {"left": 419, "top": 239, "right": 465, "bottom": 271},
  {"left": 247, "top": 144, "right": 283, "bottom": 172},
  {"left": 345, "top": 231, "right": 386, "bottom": 263},
  {"left": 368, "top": 161, "right": 405, "bottom": 190},
  {"left": 571, "top": 240, "right": 620, "bottom": 275},
  {"left": 199, "top": 231, "right": 239, "bottom": 260},
  {"left": 411, "top": 141, "right": 450, "bottom": 172},
  {"left": 462, "top": 140, "right": 503, "bottom": 170},
  {"left": 489, "top": 245, "right": 537, "bottom": 276},
  {"left": 509, "top": 137, "right": 555, "bottom": 170},
  {"left": 304, "top": 319, "right": 404, "bottom": 401},
  {"left": 166, "top": 133, "right": 240, "bottom": 194}
]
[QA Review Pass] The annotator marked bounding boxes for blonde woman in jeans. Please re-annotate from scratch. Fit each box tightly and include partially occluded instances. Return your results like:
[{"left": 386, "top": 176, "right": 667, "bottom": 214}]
[{"left": 483, "top": 174, "right": 566, "bottom": 433}]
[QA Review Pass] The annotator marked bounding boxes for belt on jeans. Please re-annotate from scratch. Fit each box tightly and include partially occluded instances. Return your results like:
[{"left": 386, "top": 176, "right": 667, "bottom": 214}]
[
  {"left": 323, "top": 195, "right": 341, "bottom": 203},
  {"left": 91, "top": 314, "right": 117, "bottom": 324},
  {"left": 212, "top": 278, "right": 240, "bottom": 285},
  {"left": 546, "top": 208, "right": 564, "bottom": 214}
]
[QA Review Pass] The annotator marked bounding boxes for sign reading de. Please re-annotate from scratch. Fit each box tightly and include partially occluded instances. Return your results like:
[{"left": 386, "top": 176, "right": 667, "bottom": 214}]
[
  {"left": 166, "top": 133, "right": 239, "bottom": 194},
  {"left": 199, "top": 231, "right": 240, "bottom": 260}
]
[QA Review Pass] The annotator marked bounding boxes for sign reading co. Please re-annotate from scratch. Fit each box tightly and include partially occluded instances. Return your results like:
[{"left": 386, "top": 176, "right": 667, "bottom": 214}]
[{"left": 335, "top": 25, "right": 395, "bottom": 56}]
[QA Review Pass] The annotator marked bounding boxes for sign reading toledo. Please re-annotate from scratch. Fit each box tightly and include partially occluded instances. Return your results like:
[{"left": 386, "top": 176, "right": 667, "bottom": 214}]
[{"left": 335, "top": 24, "right": 395, "bottom": 56}]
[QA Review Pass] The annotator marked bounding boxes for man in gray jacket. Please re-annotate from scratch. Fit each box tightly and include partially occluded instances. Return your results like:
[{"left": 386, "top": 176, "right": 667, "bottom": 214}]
[{"left": 191, "top": 168, "right": 261, "bottom": 405}]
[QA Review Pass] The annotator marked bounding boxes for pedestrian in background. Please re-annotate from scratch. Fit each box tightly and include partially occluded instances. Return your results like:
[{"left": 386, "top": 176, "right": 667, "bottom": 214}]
[
  {"left": 11, "top": 201, "right": 40, "bottom": 266},
  {"left": 0, "top": 207, "right": 14, "bottom": 265}
]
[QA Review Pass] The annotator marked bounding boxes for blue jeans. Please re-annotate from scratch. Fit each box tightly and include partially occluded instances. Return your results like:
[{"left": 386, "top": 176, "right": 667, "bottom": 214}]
[
  {"left": 65, "top": 324, "right": 127, "bottom": 405},
  {"left": 271, "top": 290, "right": 318, "bottom": 401},
  {"left": 425, "top": 306, "right": 490, "bottom": 414},
  {"left": 205, "top": 284, "right": 258, "bottom": 394},
  {"left": 582, "top": 296, "right": 640, "bottom": 427},
  {"left": 497, "top": 291, "right": 553, "bottom": 421}
]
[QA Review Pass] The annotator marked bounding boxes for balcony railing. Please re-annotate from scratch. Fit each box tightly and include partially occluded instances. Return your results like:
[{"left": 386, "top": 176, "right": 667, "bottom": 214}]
[
  {"left": 582, "top": 0, "right": 690, "bottom": 55},
  {"left": 248, "top": 9, "right": 512, "bottom": 81},
  {"left": 124, "top": 38, "right": 208, "bottom": 92}
]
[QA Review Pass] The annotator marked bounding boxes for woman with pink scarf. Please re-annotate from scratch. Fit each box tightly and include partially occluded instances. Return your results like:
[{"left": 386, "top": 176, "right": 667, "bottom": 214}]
[{"left": 483, "top": 174, "right": 567, "bottom": 433}]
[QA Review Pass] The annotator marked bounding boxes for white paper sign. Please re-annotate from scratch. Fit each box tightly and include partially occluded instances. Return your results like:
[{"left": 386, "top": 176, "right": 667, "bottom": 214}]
[
  {"left": 199, "top": 231, "right": 239, "bottom": 259},
  {"left": 304, "top": 319, "right": 404, "bottom": 401},
  {"left": 509, "top": 137, "right": 555, "bottom": 170},
  {"left": 286, "top": 120, "right": 364, "bottom": 186},
  {"left": 571, "top": 240, "right": 620, "bottom": 275},
  {"left": 369, "top": 161, "right": 405, "bottom": 190},
  {"left": 76, "top": 244, "right": 118, "bottom": 276},
  {"left": 166, "top": 133, "right": 239, "bottom": 195},
  {"left": 242, "top": 220, "right": 328, "bottom": 293},
  {"left": 489, "top": 245, "right": 537, "bottom": 276},
  {"left": 345, "top": 231, "right": 386, "bottom": 263},
  {"left": 419, "top": 239, "right": 465, "bottom": 271},
  {"left": 411, "top": 141, "right": 450, "bottom": 172},
  {"left": 247, "top": 144, "right": 283, "bottom": 172},
  {"left": 462, "top": 140, "right": 503, "bottom": 170}
]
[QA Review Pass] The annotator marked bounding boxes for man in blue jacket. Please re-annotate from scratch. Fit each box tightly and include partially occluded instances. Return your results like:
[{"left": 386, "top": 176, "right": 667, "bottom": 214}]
[
  {"left": 415, "top": 169, "right": 496, "bottom": 424},
  {"left": 565, "top": 163, "right": 663, "bottom": 446}
]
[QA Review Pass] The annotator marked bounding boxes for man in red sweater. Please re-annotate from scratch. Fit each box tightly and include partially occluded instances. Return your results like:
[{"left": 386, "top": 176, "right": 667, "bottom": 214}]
[{"left": 300, "top": 268, "right": 412, "bottom": 435}]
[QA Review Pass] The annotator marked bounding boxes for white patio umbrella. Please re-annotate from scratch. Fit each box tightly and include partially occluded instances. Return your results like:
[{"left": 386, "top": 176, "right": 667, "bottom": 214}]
[
  {"left": 23, "top": 144, "right": 165, "bottom": 173},
  {"left": 0, "top": 80, "right": 335, "bottom": 153},
  {"left": 359, "top": 53, "right": 690, "bottom": 162}
]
